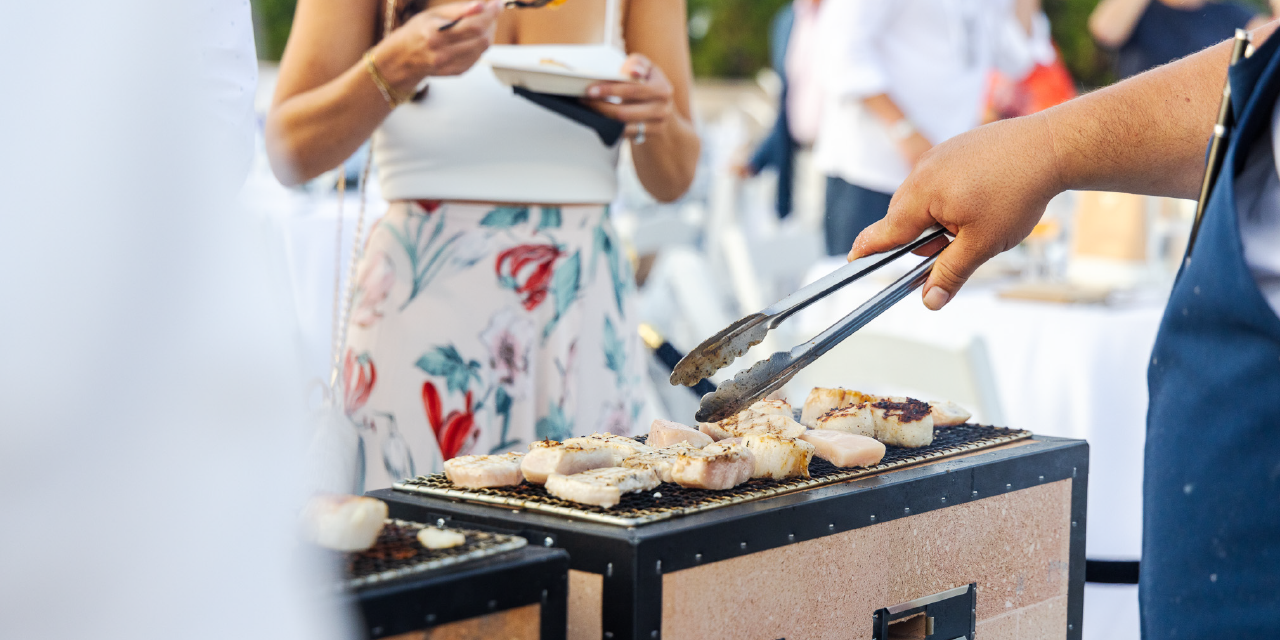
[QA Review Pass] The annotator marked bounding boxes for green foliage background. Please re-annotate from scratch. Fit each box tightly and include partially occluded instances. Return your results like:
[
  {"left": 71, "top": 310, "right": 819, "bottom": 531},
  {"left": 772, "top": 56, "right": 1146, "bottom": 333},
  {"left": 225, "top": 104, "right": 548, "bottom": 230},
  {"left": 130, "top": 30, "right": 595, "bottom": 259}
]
[{"left": 252, "top": 0, "right": 1274, "bottom": 89}]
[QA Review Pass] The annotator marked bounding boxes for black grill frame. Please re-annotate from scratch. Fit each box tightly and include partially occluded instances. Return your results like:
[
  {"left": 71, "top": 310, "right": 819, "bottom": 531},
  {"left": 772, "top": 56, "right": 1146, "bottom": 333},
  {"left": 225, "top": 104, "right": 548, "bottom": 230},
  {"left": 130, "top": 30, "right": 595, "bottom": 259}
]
[
  {"left": 339, "top": 519, "right": 527, "bottom": 590},
  {"left": 393, "top": 424, "right": 1030, "bottom": 526}
]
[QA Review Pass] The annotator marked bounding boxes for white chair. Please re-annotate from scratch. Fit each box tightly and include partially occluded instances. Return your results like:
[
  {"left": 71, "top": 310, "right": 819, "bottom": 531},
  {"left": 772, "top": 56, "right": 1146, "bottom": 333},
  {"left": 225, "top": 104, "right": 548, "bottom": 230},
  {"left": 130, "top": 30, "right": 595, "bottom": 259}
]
[{"left": 783, "top": 332, "right": 1006, "bottom": 426}]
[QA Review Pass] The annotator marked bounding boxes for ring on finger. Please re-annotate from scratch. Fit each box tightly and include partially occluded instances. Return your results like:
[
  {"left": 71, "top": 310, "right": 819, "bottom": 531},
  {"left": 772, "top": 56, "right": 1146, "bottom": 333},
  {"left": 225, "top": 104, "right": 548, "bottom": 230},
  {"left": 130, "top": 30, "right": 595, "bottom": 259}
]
[{"left": 635, "top": 122, "right": 646, "bottom": 145}]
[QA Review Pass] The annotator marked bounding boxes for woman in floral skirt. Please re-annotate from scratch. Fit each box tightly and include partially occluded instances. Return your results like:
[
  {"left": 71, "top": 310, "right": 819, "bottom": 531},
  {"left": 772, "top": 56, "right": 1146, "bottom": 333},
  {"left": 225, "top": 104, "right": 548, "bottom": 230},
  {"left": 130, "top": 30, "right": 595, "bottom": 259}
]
[{"left": 267, "top": 0, "right": 699, "bottom": 489}]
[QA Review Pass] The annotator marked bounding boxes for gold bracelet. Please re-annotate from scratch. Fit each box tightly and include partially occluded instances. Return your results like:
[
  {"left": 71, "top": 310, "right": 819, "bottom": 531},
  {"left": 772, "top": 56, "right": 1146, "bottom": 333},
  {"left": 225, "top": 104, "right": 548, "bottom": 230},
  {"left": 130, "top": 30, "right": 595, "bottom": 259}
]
[{"left": 363, "top": 51, "right": 412, "bottom": 108}]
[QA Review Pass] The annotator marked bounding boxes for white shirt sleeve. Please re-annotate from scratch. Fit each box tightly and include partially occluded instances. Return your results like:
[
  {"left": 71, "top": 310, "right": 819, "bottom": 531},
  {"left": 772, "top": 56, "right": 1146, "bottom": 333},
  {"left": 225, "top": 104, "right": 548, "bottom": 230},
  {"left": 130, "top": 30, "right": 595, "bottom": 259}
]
[
  {"left": 990, "top": 9, "right": 1055, "bottom": 81},
  {"left": 817, "top": 0, "right": 897, "bottom": 100}
]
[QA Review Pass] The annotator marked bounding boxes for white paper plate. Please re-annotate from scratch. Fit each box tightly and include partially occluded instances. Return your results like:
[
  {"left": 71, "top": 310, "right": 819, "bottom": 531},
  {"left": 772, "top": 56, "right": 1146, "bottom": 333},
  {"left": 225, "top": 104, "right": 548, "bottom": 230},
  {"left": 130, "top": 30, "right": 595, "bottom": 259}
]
[{"left": 490, "top": 60, "right": 633, "bottom": 97}]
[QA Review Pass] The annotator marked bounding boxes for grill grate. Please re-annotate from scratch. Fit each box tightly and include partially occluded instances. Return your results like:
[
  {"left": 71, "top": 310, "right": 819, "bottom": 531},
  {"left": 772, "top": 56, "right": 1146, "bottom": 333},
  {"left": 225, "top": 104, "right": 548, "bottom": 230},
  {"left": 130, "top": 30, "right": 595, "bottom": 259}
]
[
  {"left": 339, "top": 519, "right": 527, "bottom": 590},
  {"left": 393, "top": 424, "right": 1030, "bottom": 527}
]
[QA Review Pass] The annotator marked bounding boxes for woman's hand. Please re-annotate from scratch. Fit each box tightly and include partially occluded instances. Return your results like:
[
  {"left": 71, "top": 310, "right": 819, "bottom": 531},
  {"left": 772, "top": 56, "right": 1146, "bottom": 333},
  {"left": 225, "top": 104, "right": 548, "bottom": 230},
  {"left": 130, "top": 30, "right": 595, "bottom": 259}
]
[
  {"left": 847, "top": 114, "right": 1063, "bottom": 310},
  {"left": 585, "top": 54, "right": 677, "bottom": 143},
  {"left": 374, "top": 0, "right": 502, "bottom": 95}
]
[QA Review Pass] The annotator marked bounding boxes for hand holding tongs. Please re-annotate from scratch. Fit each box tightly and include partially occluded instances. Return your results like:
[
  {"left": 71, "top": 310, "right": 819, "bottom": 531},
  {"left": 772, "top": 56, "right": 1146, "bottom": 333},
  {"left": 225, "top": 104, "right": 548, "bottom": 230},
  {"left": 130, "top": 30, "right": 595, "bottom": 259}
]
[{"left": 671, "top": 224, "right": 952, "bottom": 422}]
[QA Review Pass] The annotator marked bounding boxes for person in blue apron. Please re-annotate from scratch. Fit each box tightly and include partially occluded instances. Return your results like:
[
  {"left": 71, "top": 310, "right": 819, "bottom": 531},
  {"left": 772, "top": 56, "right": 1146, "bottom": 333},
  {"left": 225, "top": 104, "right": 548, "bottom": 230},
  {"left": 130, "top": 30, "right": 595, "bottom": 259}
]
[{"left": 849, "top": 22, "right": 1280, "bottom": 639}]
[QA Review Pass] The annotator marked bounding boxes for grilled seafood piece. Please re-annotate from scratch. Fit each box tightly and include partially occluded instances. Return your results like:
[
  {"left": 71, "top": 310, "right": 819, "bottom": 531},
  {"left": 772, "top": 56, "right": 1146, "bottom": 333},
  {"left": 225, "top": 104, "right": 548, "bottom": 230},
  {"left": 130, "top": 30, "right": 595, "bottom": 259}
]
[
  {"left": 566, "top": 432, "right": 654, "bottom": 465},
  {"left": 521, "top": 440, "right": 615, "bottom": 484},
  {"left": 621, "top": 442, "right": 698, "bottom": 483},
  {"left": 928, "top": 400, "right": 972, "bottom": 426},
  {"left": 300, "top": 494, "right": 388, "bottom": 552},
  {"left": 670, "top": 442, "right": 756, "bottom": 490},
  {"left": 443, "top": 451, "right": 526, "bottom": 488},
  {"left": 870, "top": 398, "right": 935, "bottom": 448},
  {"left": 648, "top": 419, "right": 713, "bottom": 448},
  {"left": 741, "top": 434, "right": 815, "bottom": 479},
  {"left": 813, "top": 402, "right": 876, "bottom": 437},
  {"left": 799, "top": 429, "right": 885, "bottom": 468},
  {"left": 800, "top": 387, "right": 873, "bottom": 426},
  {"left": 545, "top": 467, "right": 661, "bottom": 509}
]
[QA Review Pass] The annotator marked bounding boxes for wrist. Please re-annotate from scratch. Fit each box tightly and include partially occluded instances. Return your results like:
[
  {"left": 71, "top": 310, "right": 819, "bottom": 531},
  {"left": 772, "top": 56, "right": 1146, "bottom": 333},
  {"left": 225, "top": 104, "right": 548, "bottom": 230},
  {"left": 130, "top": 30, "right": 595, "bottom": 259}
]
[
  {"left": 371, "top": 37, "right": 428, "bottom": 96},
  {"left": 886, "top": 118, "right": 917, "bottom": 142}
]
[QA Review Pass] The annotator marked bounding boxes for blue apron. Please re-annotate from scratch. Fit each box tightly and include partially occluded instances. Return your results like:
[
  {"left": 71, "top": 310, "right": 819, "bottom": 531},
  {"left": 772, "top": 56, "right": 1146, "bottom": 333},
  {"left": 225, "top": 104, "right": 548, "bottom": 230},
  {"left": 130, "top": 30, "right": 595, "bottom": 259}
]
[{"left": 1143, "top": 33, "right": 1280, "bottom": 638}]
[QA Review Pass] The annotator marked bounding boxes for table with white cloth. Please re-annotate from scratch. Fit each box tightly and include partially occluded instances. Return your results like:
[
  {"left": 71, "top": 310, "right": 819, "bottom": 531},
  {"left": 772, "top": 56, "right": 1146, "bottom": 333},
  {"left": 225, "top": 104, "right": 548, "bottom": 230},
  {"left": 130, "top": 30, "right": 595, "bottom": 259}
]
[{"left": 796, "top": 258, "right": 1167, "bottom": 564}]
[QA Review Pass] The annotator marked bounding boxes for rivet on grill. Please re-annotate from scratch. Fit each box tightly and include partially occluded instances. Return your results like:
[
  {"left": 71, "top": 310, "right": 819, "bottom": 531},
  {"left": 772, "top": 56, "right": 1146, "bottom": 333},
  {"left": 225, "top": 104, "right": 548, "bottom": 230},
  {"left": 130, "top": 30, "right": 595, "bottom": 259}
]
[
  {"left": 655, "top": 560, "right": 662, "bottom": 575},
  {"left": 605, "top": 632, "right": 614, "bottom": 639},
  {"left": 487, "top": 600, "right": 498, "bottom": 610},
  {"left": 607, "top": 562, "right": 614, "bottom": 577},
  {"left": 739, "top": 541, "right": 747, "bottom": 550},
  {"left": 828, "top": 523, "right": 835, "bottom": 531},
  {"left": 1006, "top": 483, "right": 1012, "bottom": 491},
  {"left": 542, "top": 589, "right": 548, "bottom": 603},
  {"left": 436, "top": 518, "right": 445, "bottom": 528},
  {"left": 1039, "top": 475, "right": 1045, "bottom": 482},
  {"left": 651, "top": 631, "right": 659, "bottom": 639},
  {"left": 1072, "top": 521, "right": 1078, "bottom": 528},
  {"left": 1068, "top": 624, "right": 1074, "bottom": 631},
  {"left": 972, "top": 490, "right": 979, "bottom": 498},
  {"left": 372, "top": 627, "right": 383, "bottom": 636},
  {"left": 904, "top": 507, "right": 910, "bottom": 515},
  {"left": 788, "top": 533, "right": 795, "bottom": 543},
  {"left": 426, "top": 613, "right": 437, "bottom": 623},
  {"left": 543, "top": 536, "right": 554, "bottom": 547},
  {"left": 941, "top": 496, "right": 947, "bottom": 503},
  {"left": 870, "top": 515, "right": 876, "bottom": 522},
  {"left": 1073, "top": 466, "right": 1078, "bottom": 478},
  {"left": 694, "top": 553, "right": 702, "bottom": 563}
]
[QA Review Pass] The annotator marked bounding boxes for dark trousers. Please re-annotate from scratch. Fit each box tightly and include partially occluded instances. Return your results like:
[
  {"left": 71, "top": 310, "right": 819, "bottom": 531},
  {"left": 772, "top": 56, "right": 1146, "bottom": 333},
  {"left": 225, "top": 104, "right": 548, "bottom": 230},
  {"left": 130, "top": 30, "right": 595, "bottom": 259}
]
[{"left": 823, "top": 176, "right": 893, "bottom": 256}]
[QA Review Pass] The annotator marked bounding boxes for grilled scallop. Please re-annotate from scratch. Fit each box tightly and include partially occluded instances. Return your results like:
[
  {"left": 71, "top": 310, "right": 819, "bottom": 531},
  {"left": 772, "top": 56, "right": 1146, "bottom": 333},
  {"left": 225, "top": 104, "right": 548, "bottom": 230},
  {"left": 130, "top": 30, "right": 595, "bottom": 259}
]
[
  {"left": 670, "top": 442, "right": 756, "bottom": 490},
  {"left": 648, "top": 419, "right": 714, "bottom": 448},
  {"left": 521, "top": 441, "right": 616, "bottom": 484},
  {"left": 800, "top": 429, "right": 886, "bottom": 468},
  {"left": 741, "top": 434, "right": 815, "bottom": 479},
  {"left": 544, "top": 467, "right": 661, "bottom": 509},
  {"left": 622, "top": 442, "right": 698, "bottom": 483},
  {"left": 737, "top": 398, "right": 793, "bottom": 421},
  {"left": 929, "top": 400, "right": 972, "bottom": 427},
  {"left": 300, "top": 494, "right": 388, "bottom": 552},
  {"left": 417, "top": 527, "right": 466, "bottom": 550},
  {"left": 700, "top": 412, "right": 806, "bottom": 441},
  {"left": 800, "top": 387, "right": 875, "bottom": 426},
  {"left": 813, "top": 403, "right": 876, "bottom": 437},
  {"left": 870, "top": 398, "right": 935, "bottom": 448},
  {"left": 443, "top": 452, "right": 526, "bottom": 488}
]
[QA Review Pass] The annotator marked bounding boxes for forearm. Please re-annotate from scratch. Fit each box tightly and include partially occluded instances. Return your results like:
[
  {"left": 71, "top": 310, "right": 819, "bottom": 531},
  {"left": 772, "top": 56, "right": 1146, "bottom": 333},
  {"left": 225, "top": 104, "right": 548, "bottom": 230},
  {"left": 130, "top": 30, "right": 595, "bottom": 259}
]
[
  {"left": 265, "top": 63, "right": 391, "bottom": 186},
  {"left": 633, "top": 114, "right": 700, "bottom": 203},
  {"left": 1042, "top": 27, "right": 1274, "bottom": 199},
  {"left": 863, "top": 93, "right": 906, "bottom": 126}
]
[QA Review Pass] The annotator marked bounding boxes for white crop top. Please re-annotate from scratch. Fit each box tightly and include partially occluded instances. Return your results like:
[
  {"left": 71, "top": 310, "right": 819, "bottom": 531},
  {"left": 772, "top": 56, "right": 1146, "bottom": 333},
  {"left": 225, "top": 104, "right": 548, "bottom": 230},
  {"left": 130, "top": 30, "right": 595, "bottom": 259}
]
[{"left": 374, "top": 2, "right": 627, "bottom": 204}]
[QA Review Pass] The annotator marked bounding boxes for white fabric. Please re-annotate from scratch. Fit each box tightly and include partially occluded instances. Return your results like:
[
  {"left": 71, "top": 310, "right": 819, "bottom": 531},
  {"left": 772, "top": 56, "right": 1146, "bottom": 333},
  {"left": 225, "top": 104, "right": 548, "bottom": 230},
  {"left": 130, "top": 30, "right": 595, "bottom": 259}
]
[
  {"left": 1, "top": 1, "right": 343, "bottom": 639},
  {"left": 797, "top": 262, "right": 1163, "bottom": 560},
  {"left": 784, "top": 0, "right": 825, "bottom": 146},
  {"left": 812, "top": 0, "right": 1039, "bottom": 193},
  {"left": 374, "top": 42, "right": 626, "bottom": 203},
  {"left": 1234, "top": 98, "right": 1280, "bottom": 317}
]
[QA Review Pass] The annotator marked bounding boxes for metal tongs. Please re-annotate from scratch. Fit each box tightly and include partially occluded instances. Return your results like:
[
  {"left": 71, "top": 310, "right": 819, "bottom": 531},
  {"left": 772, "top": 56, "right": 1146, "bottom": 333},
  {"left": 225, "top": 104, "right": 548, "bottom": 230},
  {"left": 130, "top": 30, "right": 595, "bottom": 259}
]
[{"left": 671, "top": 224, "right": 952, "bottom": 422}]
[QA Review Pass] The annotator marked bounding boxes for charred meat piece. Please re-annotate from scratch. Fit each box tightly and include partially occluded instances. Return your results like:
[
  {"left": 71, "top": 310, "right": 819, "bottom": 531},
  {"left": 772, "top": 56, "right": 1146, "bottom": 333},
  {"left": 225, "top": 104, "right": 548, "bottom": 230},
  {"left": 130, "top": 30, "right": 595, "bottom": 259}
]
[
  {"left": 800, "top": 387, "right": 874, "bottom": 427},
  {"left": 544, "top": 467, "right": 661, "bottom": 509},
  {"left": 870, "top": 398, "right": 935, "bottom": 447},
  {"left": 521, "top": 441, "right": 616, "bottom": 484},
  {"left": 443, "top": 451, "right": 525, "bottom": 488},
  {"left": 699, "top": 412, "right": 806, "bottom": 441},
  {"left": 741, "top": 434, "right": 815, "bottom": 479},
  {"left": 800, "top": 429, "right": 886, "bottom": 468},
  {"left": 813, "top": 403, "right": 876, "bottom": 437},
  {"left": 621, "top": 442, "right": 698, "bottom": 483},
  {"left": 929, "top": 400, "right": 972, "bottom": 427},
  {"left": 670, "top": 442, "right": 756, "bottom": 490},
  {"left": 566, "top": 433, "right": 654, "bottom": 465},
  {"left": 647, "top": 419, "right": 714, "bottom": 448}
]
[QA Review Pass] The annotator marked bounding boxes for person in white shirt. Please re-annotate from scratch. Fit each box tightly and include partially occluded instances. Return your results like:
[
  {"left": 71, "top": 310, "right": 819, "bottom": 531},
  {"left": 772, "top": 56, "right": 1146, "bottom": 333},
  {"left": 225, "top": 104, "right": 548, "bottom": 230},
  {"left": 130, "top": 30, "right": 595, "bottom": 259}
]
[{"left": 813, "top": 0, "right": 1049, "bottom": 255}]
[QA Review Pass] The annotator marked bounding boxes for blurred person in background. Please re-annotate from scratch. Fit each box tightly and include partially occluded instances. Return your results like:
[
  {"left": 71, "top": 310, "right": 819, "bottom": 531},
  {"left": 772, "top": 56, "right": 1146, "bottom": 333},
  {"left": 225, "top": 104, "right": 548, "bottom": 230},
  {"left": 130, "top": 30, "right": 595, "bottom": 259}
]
[
  {"left": 737, "top": 0, "right": 824, "bottom": 220},
  {"left": 1, "top": 1, "right": 346, "bottom": 639},
  {"left": 985, "top": 0, "right": 1077, "bottom": 122},
  {"left": 1089, "top": 0, "right": 1273, "bottom": 78},
  {"left": 813, "top": 0, "right": 1053, "bottom": 257},
  {"left": 266, "top": 0, "right": 699, "bottom": 490}
]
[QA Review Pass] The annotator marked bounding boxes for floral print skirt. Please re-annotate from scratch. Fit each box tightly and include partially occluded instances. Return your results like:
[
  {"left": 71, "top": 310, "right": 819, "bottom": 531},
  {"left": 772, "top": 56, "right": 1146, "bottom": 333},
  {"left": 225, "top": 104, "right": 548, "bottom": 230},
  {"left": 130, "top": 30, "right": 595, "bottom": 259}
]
[{"left": 341, "top": 200, "right": 647, "bottom": 491}]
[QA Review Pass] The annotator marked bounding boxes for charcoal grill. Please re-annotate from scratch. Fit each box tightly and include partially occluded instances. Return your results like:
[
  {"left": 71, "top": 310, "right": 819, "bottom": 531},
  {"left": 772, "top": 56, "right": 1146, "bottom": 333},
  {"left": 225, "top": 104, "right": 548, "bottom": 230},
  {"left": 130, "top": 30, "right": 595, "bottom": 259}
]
[
  {"left": 373, "top": 430, "right": 1089, "bottom": 640},
  {"left": 394, "top": 424, "right": 1031, "bottom": 527},
  {"left": 341, "top": 520, "right": 568, "bottom": 639}
]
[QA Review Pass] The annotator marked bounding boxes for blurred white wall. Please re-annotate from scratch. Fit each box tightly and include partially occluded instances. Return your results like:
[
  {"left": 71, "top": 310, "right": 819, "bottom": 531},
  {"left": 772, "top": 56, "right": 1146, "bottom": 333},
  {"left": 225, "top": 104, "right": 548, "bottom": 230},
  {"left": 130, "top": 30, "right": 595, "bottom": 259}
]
[{"left": 0, "top": 2, "right": 350, "bottom": 639}]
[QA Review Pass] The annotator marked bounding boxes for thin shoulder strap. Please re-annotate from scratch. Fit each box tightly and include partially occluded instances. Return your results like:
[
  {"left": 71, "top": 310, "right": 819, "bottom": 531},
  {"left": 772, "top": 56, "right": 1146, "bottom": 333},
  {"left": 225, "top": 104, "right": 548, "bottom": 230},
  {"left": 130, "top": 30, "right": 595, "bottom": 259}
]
[{"left": 604, "top": 0, "right": 623, "bottom": 49}]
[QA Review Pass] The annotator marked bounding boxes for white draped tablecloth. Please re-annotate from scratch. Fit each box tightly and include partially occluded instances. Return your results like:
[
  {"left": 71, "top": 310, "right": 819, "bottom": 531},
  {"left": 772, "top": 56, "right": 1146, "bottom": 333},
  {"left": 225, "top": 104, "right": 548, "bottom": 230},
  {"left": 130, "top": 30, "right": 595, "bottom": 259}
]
[{"left": 798, "top": 258, "right": 1167, "bottom": 562}]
